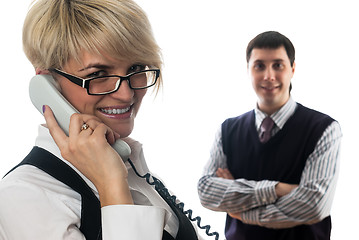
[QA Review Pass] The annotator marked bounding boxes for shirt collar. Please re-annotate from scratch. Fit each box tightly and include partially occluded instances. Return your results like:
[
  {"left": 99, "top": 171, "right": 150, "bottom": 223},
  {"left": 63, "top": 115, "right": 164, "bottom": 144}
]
[{"left": 255, "top": 97, "right": 297, "bottom": 131}]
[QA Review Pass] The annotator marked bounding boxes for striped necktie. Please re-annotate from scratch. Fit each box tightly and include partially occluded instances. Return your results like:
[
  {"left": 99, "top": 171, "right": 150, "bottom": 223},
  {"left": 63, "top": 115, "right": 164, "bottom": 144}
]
[{"left": 260, "top": 116, "right": 274, "bottom": 143}]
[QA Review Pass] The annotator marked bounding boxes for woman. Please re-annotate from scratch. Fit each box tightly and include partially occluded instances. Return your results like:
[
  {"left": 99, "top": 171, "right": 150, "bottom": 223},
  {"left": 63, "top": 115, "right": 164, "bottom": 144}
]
[{"left": 0, "top": 0, "right": 206, "bottom": 239}]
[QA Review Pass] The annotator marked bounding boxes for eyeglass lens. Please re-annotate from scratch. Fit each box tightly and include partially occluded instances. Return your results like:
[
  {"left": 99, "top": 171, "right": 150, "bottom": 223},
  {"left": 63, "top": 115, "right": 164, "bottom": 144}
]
[{"left": 89, "top": 70, "right": 157, "bottom": 94}]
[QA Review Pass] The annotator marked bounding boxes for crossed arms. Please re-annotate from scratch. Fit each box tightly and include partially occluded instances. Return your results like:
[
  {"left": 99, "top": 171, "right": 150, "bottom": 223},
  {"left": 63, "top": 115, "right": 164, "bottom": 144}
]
[{"left": 197, "top": 121, "right": 341, "bottom": 229}]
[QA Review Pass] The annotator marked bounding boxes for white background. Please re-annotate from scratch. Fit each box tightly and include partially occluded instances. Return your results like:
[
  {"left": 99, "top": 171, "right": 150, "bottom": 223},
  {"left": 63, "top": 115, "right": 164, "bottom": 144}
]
[{"left": 0, "top": 1, "right": 358, "bottom": 239}]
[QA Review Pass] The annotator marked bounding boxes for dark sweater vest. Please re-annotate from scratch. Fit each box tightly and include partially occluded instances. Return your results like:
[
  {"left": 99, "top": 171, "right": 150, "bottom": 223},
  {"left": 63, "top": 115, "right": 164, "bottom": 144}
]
[
  {"left": 5, "top": 147, "right": 197, "bottom": 240},
  {"left": 222, "top": 104, "right": 334, "bottom": 240}
]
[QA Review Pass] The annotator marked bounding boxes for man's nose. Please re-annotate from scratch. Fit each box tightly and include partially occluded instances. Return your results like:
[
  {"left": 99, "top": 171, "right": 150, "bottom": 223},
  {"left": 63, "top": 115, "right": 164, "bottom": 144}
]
[{"left": 264, "top": 68, "right": 275, "bottom": 81}]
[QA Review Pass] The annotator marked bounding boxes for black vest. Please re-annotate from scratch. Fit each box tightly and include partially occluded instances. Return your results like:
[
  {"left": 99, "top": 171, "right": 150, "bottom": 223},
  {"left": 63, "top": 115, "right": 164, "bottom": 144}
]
[
  {"left": 222, "top": 104, "right": 334, "bottom": 240},
  {"left": 6, "top": 147, "right": 198, "bottom": 240}
]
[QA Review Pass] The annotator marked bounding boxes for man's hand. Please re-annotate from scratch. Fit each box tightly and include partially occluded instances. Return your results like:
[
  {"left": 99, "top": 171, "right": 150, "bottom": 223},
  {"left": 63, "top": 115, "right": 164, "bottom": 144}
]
[
  {"left": 228, "top": 212, "right": 242, "bottom": 221},
  {"left": 216, "top": 168, "right": 242, "bottom": 220},
  {"left": 275, "top": 182, "right": 298, "bottom": 198},
  {"left": 216, "top": 168, "right": 234, "bottom": 180}
]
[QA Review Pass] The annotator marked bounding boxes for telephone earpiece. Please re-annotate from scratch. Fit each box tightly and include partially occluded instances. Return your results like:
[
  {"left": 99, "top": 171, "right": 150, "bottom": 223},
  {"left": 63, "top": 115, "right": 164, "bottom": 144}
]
[{"left": 29, "top": 74, "right": 131, "bottom": 161}]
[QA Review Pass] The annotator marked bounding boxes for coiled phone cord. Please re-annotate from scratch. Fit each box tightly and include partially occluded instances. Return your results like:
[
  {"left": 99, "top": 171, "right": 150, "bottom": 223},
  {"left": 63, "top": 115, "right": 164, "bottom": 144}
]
[{"left": 127, "top": 158, "right": 219, "bottom": 240}]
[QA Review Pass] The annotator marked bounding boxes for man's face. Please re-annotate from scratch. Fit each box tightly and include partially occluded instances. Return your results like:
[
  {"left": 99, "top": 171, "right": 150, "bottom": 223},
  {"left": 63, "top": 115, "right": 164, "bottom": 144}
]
[{"left": 248, "top": 46, "right": 295, "bottom": 115}]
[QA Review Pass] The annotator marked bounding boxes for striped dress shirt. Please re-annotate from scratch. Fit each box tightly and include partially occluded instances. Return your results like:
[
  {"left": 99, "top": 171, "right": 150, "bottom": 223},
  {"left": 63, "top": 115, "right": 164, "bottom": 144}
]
[{"left": 198, "top": 97, "right": 342, "bottom": 228}]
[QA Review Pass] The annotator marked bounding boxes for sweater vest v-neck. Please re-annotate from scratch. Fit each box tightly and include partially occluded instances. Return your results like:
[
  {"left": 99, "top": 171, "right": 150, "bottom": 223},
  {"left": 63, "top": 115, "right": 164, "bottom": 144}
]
[{"left": 221, "top": 104, "right": 334, "bottom": 240}]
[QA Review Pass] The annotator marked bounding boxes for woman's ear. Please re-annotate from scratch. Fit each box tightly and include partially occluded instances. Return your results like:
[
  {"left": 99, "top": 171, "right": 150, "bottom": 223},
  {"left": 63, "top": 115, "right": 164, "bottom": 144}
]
[
  {"left": 35, "top": 68, "right": 50, "bottom": 75},
  {"left": 35, "top": 68, "right": 61, "bottom": 91}
]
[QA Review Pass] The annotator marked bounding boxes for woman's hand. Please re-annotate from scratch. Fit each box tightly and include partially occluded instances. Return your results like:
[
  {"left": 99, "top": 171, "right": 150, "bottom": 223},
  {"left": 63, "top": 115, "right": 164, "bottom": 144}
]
[{"left": 43, "top": 105, "right": 133, "bottom": 206}]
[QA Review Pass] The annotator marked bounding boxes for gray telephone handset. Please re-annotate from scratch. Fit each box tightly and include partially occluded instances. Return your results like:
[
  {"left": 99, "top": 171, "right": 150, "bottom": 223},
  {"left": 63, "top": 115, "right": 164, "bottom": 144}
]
[{"left": 29, "top": 74, "right": 131, "bottom": 161}]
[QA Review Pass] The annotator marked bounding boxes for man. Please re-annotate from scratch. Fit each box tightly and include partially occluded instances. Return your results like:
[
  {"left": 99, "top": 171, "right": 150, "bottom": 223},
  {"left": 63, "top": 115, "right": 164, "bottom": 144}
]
[{"left": 197, "top": 31, "right": 341, "bottom": 240}]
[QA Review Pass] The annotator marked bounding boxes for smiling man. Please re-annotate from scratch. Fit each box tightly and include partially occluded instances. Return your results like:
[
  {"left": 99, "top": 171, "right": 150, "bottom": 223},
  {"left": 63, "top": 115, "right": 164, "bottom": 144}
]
[{"left": 198, "top": 31, "right": 342, "bottom": 240}]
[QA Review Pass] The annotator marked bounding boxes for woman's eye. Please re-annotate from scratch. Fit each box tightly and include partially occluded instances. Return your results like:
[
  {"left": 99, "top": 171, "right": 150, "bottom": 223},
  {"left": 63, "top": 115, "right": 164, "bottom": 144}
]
[
  {"left": 87, "top": 70, "right": 106, "bottom": 78},
  {"left": 128, "top": 64, "right": 146, "bottom": 73}
]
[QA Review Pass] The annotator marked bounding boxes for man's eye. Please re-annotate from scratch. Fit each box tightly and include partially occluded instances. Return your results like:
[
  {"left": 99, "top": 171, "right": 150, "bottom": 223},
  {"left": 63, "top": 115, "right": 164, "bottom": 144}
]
[
  {"left": 254, "top": 63, "right": 264, "bottom": 70},
  {"left": 273, "top": 63, "right": 284, "bottom": 69}
]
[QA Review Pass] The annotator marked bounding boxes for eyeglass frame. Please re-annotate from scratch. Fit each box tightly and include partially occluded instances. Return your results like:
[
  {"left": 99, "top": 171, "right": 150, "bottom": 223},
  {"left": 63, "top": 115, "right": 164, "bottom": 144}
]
[{"left": 49, "top": 68, "right": 160, "bottom": 95}]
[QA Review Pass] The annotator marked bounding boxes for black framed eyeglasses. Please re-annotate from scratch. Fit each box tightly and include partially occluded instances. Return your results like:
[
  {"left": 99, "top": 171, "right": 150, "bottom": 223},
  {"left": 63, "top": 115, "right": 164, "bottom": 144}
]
[{"left": 49, "top": 68, "right": 160, "bottom": 95}]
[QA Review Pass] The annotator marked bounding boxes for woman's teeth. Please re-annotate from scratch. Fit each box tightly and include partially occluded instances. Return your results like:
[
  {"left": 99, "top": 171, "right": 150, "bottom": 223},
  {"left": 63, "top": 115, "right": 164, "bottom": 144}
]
[{"left": 100, "top": 107, "right": 130, "bottom": 115}]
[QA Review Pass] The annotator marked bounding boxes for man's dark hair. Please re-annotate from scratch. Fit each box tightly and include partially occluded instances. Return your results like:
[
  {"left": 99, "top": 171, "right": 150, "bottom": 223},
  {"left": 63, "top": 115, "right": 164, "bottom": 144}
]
[{"left": 246, "top": 31, "right": 295, "bottom": 67}]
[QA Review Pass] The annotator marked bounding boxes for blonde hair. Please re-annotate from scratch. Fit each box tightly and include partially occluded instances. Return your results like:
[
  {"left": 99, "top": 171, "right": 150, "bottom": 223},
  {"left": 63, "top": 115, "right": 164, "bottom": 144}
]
[{"left": 23, "top": 0, "right": 162, "bottom": 88}]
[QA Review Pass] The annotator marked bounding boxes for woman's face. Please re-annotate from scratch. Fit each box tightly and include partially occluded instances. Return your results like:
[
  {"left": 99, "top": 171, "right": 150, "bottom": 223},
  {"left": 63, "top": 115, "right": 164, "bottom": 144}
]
[{"left": 55, "top": 50, "right": 147, "bottom": 138}]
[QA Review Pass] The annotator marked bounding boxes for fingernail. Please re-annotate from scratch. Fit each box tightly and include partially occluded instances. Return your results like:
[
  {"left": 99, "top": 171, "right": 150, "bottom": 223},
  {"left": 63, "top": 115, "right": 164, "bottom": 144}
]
[
  {"left": 115, "top": 132, "right": 121, "bottom": 139},
  {"left": 42, "top": 105, "right": 46, "bottom": 113}
]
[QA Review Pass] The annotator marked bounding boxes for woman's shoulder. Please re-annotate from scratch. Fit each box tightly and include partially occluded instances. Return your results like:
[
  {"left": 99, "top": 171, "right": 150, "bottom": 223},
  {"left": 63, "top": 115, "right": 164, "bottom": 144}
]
[
  {"left": 1, "top": 164, "right": 81, "bottom": 204},
  {"left": 0, "top": 165, "right": 83, "bottom": 238}
]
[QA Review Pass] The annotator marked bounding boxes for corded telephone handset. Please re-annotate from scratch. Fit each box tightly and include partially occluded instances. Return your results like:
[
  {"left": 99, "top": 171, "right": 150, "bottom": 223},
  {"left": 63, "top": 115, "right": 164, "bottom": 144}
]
[
  {"left": 29, "top": 74, "right": 131, "bottom": 160},
  {"left": 29, "top": 74, "right": 219, "bottom": 240}
]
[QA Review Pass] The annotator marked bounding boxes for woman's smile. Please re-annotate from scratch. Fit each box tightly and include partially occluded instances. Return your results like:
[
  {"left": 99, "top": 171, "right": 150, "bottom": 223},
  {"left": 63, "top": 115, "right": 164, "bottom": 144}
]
[{"left": 98, "top": 105, "right": 133, "bottom": 119}]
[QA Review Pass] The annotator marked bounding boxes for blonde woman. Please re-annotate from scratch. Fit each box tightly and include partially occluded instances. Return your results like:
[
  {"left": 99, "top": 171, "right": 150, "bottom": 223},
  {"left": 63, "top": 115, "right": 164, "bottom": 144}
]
[{"left": 0, "top": 0, "right": 207, "bottom": 239}]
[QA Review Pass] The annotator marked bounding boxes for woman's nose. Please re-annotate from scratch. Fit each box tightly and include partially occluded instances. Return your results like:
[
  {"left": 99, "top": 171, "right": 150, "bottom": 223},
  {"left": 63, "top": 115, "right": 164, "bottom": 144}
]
[{"left": 110, "top": 80, "right": 134, "bottom": 100}]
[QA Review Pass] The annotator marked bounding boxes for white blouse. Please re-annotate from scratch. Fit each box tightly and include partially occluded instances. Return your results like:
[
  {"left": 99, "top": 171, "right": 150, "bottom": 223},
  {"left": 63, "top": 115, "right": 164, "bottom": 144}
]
[{"left": 0, "top": 125, "right": 192, "bottom": 240}]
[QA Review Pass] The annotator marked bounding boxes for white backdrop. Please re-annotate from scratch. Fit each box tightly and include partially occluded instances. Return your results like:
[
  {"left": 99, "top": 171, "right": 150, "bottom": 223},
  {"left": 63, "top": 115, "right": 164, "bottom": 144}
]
[{"left": 1, "top": 1, "right": 358, "bottom": 239}]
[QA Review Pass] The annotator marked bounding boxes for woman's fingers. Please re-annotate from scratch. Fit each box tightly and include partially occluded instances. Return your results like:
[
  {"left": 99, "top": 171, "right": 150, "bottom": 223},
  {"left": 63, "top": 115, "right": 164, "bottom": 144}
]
[
  {"left": 43, "top": 105, "right": 68, "bottom": 149},
  {"left": 44, "top": 105, "right": 118, "bottom": 154},
  {"left": 91, "top": 123, "right": 116, "bottom": 146},
  {"left": 43, "top": 106, "right": 132, "bottom": 205},
  {"left": 82, "top": 118, "right": 117, "bottom": 145},
  {"left": 68, "top": 114, "right": 117, "bottom": 145}
]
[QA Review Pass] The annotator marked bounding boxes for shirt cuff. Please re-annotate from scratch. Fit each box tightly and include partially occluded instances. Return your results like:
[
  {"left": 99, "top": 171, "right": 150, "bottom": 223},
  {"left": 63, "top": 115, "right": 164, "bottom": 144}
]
[
  {"left": 102, "top": 205, "right": 168, "bottom": 240},
  {"left": 254, "top": 180, "right": 278, "bottom": 206}
]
